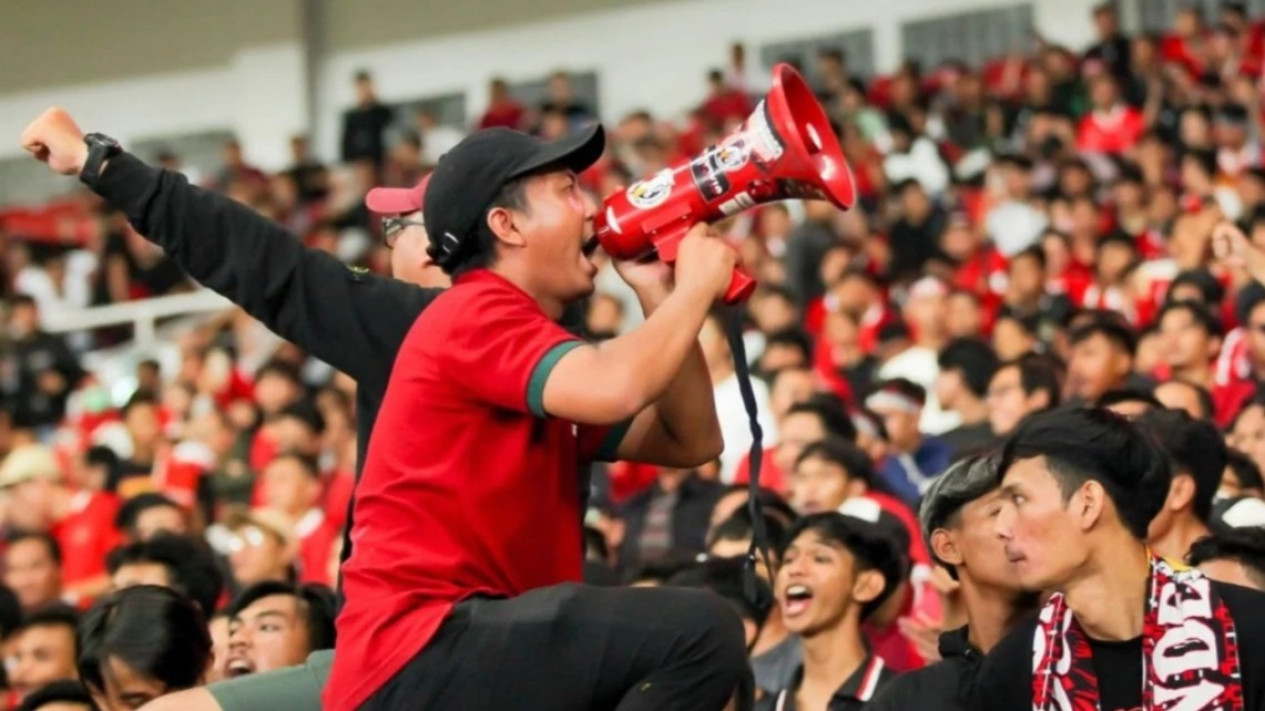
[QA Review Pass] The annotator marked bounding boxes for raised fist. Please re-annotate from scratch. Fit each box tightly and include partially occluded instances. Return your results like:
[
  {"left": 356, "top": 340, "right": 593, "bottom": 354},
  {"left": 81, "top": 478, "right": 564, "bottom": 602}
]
[
  {"left": 20, "top": 107, "right": 89, "bottom": 176},
  {"left": 672, "top": 223, "right": 739, "bottom": 301}
]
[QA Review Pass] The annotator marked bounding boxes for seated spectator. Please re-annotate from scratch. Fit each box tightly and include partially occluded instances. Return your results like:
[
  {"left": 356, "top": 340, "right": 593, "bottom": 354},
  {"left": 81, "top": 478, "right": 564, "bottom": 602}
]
[
  {"left": 0, "top": 295, "right": 85, "bottom": 432},
  {"left": 114, "top": 494, "right": 188, "bottom": 544},
  {"left": 1188, "top": 527, "right": 1265, "bottom": 591},
  {"left": 220, "top": 510, "right": 297, "bottom": 593},
  {"left": 700, "top": 314, "right": 780, "bottom": 482},
  {"left": 706, "top": 507, "right": 796, "bottom": 698},
  {"left": 14, "top": 680, "right": 96, "bottom": 711},
  {"left": 667, "top": 557, "right": 773, "bottom": 649},
  {"left": 864, "top": 380, "right": 953, "bottom": 505},
  {"left": 7, "top": 605, "right": 79, "bottom": 702},
  {"left": 985, "top": 353, "right": 1062, "bottom": 438},
  {"left": 260, "top": 453, "right": 337, "bottom": 585},
  {"left": 5, "top": 532, "right": 64, "bottom": 612},
  {"left": 618, "top": 466, "right": 724, "bottom": 568},
  {"left": 1066, "top": 315, "right": 1136, "bottom": 403},
  {"left": 224, "top": 582, "right": 335, "bottom": 679},
  {"left": 1136, "top": 409, "right": 1225, "bottom": 562},
  {"left": 78, "top": 585, "right": 212, "bottom": 710},
  {"left": 1096, "top": 387, "right": 1162, "bottom": 417},
  {"left": 1153, "top": 378, "right": 1215, "bottom": 420},
  {"left": 1220, "top": 448, "right": 1265, "bottom": 500},
  {"left": 935, "top": 339, "right": 1000, "bottom": 456},
  {"left": 106, "top": 534, "right": 224, "bottom": 618},
  {"left": 787, "top": 439, "right": 930, "bottom": 569},
  {"left": 757, "top": 512, "right": 902, "bottom": 710},
  {"left": 734, "top": 393, "right": 856, "bottom": 494},
  {"left": 0, "top": 445, "right": 121, "bottom": 601}
]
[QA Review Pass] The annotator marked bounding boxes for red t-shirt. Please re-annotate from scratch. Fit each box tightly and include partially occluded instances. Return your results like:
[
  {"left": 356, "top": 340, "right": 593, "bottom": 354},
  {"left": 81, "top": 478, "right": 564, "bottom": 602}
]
[
  {"left": 324, "top": 271, "right": 625, "bottom": 711},
  {"left": 1076, "top": 106, "right": 1146, "bottom": 155},
  {"left": 52, "top": 491, "right": 121, "bottom": 586}
]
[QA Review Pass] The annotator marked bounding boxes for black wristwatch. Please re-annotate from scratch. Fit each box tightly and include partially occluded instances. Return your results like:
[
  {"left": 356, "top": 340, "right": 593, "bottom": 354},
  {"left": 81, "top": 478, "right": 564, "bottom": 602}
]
[{"left": 79, "top": 132, "right": 122, "bottom": 187}]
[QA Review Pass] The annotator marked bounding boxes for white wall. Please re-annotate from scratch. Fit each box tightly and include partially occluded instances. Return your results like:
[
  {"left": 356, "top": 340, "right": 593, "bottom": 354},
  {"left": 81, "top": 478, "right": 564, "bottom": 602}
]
[
  {"left": 0, "top": 0, "right": 1099, "bottom": 174},
  {"left": 0, "top": 43, "right": 307, "bottom": 172}
]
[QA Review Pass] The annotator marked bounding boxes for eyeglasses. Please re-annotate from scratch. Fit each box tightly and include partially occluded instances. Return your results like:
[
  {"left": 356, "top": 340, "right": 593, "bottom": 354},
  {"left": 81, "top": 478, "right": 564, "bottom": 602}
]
[{"left": 381, "top": 217, "right": 426, "bottom": 249}]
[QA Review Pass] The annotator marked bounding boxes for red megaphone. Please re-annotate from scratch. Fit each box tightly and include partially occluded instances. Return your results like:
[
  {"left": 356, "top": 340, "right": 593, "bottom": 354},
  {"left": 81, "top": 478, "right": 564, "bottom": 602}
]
[{"left": 595, "top": 63, "right": 856, "bottom": 304}]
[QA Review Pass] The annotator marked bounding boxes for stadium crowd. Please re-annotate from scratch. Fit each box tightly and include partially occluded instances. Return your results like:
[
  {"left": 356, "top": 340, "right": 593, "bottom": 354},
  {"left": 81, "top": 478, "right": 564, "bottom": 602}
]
[{"left": 3, "top": 1, "right": 1265, "bottom": 710}]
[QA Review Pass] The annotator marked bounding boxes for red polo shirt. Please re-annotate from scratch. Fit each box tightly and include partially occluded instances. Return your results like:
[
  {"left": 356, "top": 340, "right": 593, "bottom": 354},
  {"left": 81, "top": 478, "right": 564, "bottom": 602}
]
[{"left": 324, "top": 270, "right": 626, "bottom": 711}]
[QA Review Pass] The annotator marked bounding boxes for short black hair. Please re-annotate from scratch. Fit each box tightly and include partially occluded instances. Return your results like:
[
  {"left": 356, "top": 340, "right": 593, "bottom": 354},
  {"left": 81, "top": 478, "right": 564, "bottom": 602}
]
[
  {"left": 1135, "top": 409, "right": 1225, "bottom": 523},
  {"left": 229, "top": 581, "right": 336, "bottom": 652},
  {"left": 794, "top": 437, "right": 875, "bottom": 489},
  {"left": 0, "top": 586, "right": 22, "bottom": 639},
  {"left": 1096, "top": 388, "right": 1162, "bottom": 412},
  {"left": 1187, "top": 528, "right": 1265, "bottom": 588},
  {"left": 1157, "top": 379, "right": 1215, "bottom": 419},
  {"left": 1226, "top": 447, "right": 1265, "bottom": 492},
  {"left": 763, "top": 328, "right": 813, "bottom": 364},
  {"left": 18, "top": 604, "right": 79, "bottom": 658},
  {"left": 709, "top": 506, "right": 790, "bottom": 555},
  {"left": 1069, "top": 316, "right": 1138, "bottom": 354},
  {"left": 938, "top": 338, "right": 1000, "bottom": 397},
  {"left": 447, "top": 176, "right": 532, "bottom": 277},
  {"left": 7, "top": 531, "right": 62, "bottom": 566},
  {"left": 1158, "top": 299, "right": 1224, "bottom": 338},
  {"left": 106, "top": 534, "right": 225, "bottom": 618},
  {"left": 114, "top": 493, "right": 182, "bottom": 537},
  {"left": 1010, "top": 244, "right": 1047, "bottom": 271},
  {"left": 781, "top": 512, "right": 904, "bottom": 620},
  {"left": 785, "top": 394, "right": 857, "bottom": 442},
  {"left": 275, "top": 400, "right": 326, "bottom": 435},
  {"left": 667, "top": 557, "right": 773, "bottom": 627},
  {"left": 14, "top": 680, "right": 96, "bottom": 711},
  {"left": 255, "top": 359, "right": 303, "bottom": 387},
  {"left": 1000, "top": 354, "right": 1063, "bottom": 407},
  {"left": 267, "top": 450, "right": 321, "bottom": 481},
  {"left": 1166, "top": 269, "right": 1225, "bottom": 306},
  {"left": 998, "top": 407, "right": 1172, "bottom": 540},
  {"left": 77, "top": 586, "right": 210, "bottom": 698},
  {"left": 121, "top": 389, "right": 159, "bottom": 417}
]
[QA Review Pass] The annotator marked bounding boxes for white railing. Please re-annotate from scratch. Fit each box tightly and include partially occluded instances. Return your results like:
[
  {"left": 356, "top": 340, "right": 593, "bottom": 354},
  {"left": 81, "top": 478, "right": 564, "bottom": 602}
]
[{"left": 43, "top": 289, "right": 233, "bottom": 349}]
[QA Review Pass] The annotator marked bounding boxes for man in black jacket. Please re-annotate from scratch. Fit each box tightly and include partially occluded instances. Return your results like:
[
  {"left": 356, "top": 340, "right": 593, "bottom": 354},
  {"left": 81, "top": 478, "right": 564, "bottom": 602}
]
[
  {"left": 866, "top": 455, "right": 1039, "bottom": 711},
  {"left": 21, "top": 107, "right": 450, "bottom": 711}
]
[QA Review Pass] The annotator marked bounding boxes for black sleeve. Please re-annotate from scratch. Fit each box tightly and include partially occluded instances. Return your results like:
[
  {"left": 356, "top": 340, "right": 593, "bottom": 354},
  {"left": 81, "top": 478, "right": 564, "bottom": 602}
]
[
  {"left": 91, "top": 152, "right": 438, "bottom": 379},
  {"left": 50, "top": 336, "right": 85, "bottom": 387},
  {"left": 969, "top": 616, "right": 1037, "bottom": 711}
]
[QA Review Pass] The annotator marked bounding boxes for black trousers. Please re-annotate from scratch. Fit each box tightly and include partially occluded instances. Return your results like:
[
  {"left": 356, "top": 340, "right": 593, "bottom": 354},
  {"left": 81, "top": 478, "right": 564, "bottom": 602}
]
[{"left": 363, "top": 582, "right": 753, "bottom": 711}]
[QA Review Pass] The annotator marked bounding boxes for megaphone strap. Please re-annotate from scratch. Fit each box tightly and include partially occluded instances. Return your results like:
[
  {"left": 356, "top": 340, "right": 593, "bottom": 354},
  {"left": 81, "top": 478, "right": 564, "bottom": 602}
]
[{"left": 719, "top": 305, "right": 772, "bottom": 609}]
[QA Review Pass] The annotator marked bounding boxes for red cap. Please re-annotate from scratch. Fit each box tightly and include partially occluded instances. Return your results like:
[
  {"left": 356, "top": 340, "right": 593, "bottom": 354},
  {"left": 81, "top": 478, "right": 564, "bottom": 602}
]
[{"left": 365, "top": 173, "right": 431, "bottom": 215}]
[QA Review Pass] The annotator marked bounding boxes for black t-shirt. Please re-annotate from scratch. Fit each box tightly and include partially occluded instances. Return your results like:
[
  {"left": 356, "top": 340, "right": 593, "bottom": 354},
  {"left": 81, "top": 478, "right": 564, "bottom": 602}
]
[{"left": 973, "top": 581, "right": 1265, "bottom": 711}]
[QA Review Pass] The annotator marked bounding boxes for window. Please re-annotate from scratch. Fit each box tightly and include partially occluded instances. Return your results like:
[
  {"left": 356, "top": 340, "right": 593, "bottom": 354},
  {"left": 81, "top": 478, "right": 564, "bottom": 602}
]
[
  {"left": 1127, "top": 0, "right": 1265, "bottom": 33},
  {"left": 760, "top": 29, "right": 877, "bottom": 81},
  {"left": 0, "top": 156, "right": 75, "bottom": 208},
  {"left": 510, "top": 70, "right": 601, "bottom": 117},
  {"left": 130, "top": 129, "right": 238, "bottom": 186},
  {"left": 901, "top": 4, "right": 1036, "bottom": 70}
]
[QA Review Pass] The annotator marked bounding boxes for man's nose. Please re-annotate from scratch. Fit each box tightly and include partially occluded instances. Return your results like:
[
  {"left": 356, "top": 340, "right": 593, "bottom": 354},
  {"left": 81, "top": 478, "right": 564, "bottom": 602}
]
[{"left": 995, "top": 506, "right": 1014, "bottom": 540}]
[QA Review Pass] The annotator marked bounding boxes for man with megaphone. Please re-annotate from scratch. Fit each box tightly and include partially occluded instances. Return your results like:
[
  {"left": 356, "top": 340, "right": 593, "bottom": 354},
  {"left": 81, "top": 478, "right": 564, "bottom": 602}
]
[{"left": 320, "top": 122, "right": 756, "bottom": 711}]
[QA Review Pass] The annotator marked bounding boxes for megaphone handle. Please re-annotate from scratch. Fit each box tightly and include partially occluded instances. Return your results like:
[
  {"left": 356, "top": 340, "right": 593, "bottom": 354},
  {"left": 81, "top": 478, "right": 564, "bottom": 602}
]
[{"left": 722, "top": 265, "right": 757, "bottom": 304}]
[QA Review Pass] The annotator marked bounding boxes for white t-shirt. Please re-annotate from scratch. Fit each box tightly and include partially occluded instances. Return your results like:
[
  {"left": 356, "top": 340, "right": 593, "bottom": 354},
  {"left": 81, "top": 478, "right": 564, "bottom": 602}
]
[{"left": 714, "top": 371, "right": 780, "bottom": 483}]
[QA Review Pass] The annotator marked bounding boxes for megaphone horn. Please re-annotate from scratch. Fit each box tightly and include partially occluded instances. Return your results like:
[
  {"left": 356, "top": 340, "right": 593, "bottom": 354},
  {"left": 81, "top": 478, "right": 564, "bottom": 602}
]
[{"left": 595, "top": 63, "right": 856, "bottom": 304}]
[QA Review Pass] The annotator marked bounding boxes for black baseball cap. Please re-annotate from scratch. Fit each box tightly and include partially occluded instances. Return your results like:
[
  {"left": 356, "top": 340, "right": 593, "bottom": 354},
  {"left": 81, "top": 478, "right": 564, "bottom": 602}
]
[{"left": 423, "top": 124, "right": 606, "bottom": 271}]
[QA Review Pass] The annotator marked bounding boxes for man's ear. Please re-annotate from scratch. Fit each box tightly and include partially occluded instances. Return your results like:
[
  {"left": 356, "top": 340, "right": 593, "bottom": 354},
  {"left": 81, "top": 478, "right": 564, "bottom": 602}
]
[
  {"left": 485, "top": 206, "right": 526, "bottom": 248},
  {"left": 851, "top": 568, "right": 887, "bottom": 607},
  {"left": 1077, "top": 480, "right": 1107, "bottom": 531},
  {"left": 1167, "top": 473, "right": 1196, "bottom": 513},
  {"left": 930, "top": 529, "right": 964, "bottom": 569}
]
